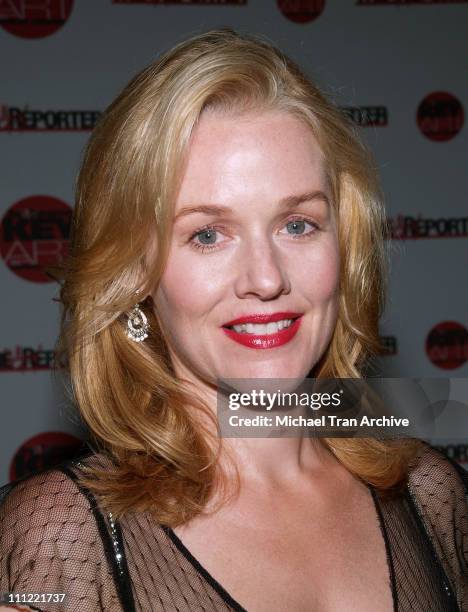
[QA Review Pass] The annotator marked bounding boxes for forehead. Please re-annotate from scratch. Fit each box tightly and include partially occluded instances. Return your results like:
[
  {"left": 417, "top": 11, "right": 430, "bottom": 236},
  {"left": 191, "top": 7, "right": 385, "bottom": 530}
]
[{"left": 175, "top": 110, "right": 328, "bottom": 211}]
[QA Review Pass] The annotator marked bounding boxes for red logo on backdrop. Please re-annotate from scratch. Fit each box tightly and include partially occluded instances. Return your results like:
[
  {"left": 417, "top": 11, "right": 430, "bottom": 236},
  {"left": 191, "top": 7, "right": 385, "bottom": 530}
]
[
  {"left": 357, "top": 0, "right": 468, "bottom": 4},
  {"left": 10, "top": 431, "right": 84, "bottom": 481},
  {"left": 417, "top": 92, "right": 464, "bottom": 142},
  {"left": 0, "top": 0, "right": 74, "bottom": 39},
  {"left": 0, "top": 345, "right": 58, "bottom": 371},
  {"left": 0, "top": 195, "right": 72, "bottom": 283},
  {"left": 113, "top": 0, "right": 246, "bottom": 3},
  {"left": 426, "top": 321, "right": 468, "bottom": 370},
  {"left": 277, "top": 0, "right": 325, "bottom": 23},
  {"left": 0, "top": 104, "right": 101, "bottom": 132},
  {"left": 388, "top": 214, "right": 468, "bottom": 240}
]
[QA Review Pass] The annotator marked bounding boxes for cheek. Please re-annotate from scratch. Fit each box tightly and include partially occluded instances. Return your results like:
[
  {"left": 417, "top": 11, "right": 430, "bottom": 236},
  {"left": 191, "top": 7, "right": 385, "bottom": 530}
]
[
  {"left": 153, "top": 251, "right": 225, "bottom": 327},
  {"left": 294, "top": 239, "right": 340, "bottom": 302}
]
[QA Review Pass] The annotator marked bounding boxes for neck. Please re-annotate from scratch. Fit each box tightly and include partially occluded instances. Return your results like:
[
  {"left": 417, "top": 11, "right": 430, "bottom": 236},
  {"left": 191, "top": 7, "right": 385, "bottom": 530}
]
[{"left": 172, "top": 361, "right": 338, "bottom": 494}]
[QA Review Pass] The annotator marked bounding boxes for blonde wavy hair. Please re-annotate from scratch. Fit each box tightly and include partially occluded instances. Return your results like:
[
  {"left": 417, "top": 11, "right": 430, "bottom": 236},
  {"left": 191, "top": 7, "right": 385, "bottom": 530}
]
[{"left": 59, "top": 28, "right": 422, "bottom": 526}]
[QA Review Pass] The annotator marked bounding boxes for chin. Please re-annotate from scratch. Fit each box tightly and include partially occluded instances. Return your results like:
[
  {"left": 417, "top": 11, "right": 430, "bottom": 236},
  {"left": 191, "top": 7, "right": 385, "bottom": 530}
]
[{"left": 224, "top": 362, "right": 309, "bottom": 381}]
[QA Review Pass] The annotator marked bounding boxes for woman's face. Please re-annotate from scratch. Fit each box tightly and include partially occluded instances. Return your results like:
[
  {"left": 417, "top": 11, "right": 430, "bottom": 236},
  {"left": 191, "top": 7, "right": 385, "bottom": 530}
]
[{"left": 152, "top": 110, "right": 340, "bottom": 385}]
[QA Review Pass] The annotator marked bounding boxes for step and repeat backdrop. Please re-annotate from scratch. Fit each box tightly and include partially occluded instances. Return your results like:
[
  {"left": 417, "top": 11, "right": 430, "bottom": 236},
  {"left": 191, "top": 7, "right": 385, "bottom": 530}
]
[{"left": 0, "top": 0, "right": 467, "bottom": 483}]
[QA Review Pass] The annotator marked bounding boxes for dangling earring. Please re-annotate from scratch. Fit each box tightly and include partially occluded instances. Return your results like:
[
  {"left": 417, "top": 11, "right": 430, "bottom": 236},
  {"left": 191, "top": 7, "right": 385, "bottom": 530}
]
[{"left": 126, "top": 303, "right": 149, "bottom": 342}]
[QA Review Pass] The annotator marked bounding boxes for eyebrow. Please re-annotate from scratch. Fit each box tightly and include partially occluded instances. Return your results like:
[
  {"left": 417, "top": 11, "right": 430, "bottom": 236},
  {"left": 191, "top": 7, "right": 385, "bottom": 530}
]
[{"left": 174, "top": 190, "right": 330, "bottom": 222}]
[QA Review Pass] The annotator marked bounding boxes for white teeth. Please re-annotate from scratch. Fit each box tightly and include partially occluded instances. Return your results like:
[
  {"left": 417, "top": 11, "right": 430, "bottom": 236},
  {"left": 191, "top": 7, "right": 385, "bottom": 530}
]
[
  {"left": 231, "top": 319, "right": 295, "bottom": 335},
  {"left": 232, "top": 324, "right": 247, "bottom": 333}
]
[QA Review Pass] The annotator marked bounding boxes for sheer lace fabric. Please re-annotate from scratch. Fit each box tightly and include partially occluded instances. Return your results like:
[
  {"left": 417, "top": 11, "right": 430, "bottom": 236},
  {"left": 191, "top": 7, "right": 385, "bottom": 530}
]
[
  {"left": 0, "top": 467, "right": 119, "bottom": 611},
  {"left": 0, "top": 442, "right": 466, "bottom": 612}
]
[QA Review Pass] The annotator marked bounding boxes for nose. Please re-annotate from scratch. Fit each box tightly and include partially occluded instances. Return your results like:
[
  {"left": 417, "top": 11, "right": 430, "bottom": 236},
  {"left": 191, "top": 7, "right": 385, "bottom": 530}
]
[{"left": 233, "top": 235, "right": 291, "bottom": 300}]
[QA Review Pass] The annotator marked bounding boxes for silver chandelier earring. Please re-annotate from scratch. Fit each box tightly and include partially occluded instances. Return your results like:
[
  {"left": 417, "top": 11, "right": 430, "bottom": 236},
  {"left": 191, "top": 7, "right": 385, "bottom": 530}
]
[{"left": 126, "top": 303, "right": 149, "bottom": 342}]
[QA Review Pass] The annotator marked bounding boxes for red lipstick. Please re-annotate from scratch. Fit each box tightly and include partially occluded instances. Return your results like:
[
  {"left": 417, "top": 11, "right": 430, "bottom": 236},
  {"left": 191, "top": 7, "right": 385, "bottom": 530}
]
[{"left": 222, "top": 312, "right": 303, "bottom": 349}]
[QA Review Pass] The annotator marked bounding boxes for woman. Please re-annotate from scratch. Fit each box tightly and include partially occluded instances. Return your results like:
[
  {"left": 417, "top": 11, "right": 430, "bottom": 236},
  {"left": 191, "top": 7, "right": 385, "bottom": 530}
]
[{"left": 0, "top": 29, "right": 466, "bottom": 612}]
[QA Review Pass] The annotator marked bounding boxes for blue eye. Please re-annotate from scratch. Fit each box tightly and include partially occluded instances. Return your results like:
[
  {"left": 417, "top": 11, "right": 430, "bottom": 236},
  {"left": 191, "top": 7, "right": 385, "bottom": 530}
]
[
  {"left": 286, "top": 219, "right": 307, "bottom": 235},
  {"left": 189, "top": 217, "right": 319, "bottom": 254},
  {"left": 281, "top": 218, "right": 318, "bottom": 238},
  {"left": 196, "top": 228, "right": 217, "bottom": 245}
]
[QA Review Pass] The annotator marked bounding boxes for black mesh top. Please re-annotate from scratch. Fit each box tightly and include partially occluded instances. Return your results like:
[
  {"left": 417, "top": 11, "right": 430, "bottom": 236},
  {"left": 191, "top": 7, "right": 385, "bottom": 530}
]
[{"left": 0, "top": 442, "right": 466, "bottom": 612}]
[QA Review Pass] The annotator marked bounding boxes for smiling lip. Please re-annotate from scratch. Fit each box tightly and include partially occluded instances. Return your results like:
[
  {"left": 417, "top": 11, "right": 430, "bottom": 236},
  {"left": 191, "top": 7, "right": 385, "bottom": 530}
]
[
  {"left": 222, "top": 311, "right": 303, "bottom": 327},
  {"left": 221, "top": 312, "right": 303, "bottom": 350}
]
